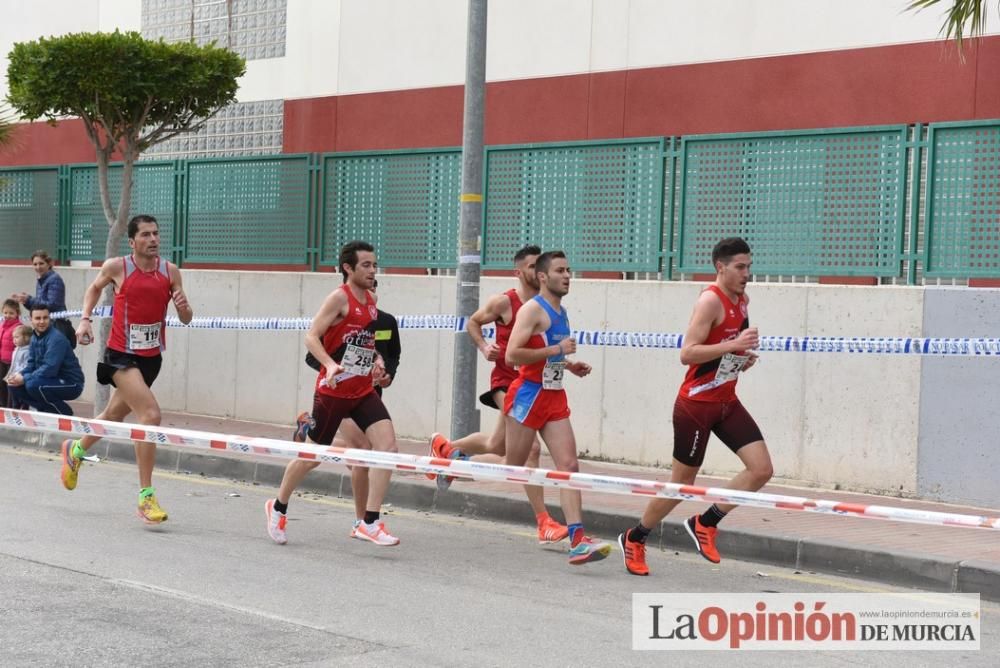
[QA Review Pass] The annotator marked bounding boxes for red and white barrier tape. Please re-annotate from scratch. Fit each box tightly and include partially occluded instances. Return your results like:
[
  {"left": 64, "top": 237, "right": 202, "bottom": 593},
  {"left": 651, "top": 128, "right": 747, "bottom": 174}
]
[{"left": 1, "top": 407, "right": 997, "bottom": 531}]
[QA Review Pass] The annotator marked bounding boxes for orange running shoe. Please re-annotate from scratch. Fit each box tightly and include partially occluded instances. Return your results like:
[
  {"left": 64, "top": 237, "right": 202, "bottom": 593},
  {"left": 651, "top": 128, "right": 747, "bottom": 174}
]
[
  {"left": 425, "top": 432, "right": 450, "bottom": 480},
  {"left": 537, "top": 516, "right": 569, "bottom": 544},
  {"left": 684, "top": 515, "right": 721, "bottom": 563},
  {"left": 618, "top": 530, "right": 649, "bottom": 576}
]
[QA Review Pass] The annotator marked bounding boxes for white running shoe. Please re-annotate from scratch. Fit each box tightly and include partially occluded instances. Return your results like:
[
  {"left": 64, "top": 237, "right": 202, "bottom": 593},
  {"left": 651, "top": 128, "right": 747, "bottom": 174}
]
[
  {"left": 354, "top": 520, "right": 400, "bottom": 546},
  {"left": 265, "top": 499, "right": 287, "bottom": 545}
]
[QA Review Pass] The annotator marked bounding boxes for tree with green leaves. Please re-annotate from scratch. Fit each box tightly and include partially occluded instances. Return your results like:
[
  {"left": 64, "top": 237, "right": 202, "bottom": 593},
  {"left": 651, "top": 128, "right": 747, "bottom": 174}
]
[
  {"left": 6, "top": 30, "right": 244, "bottom": 410},
  {"left": 908, "top": 0, "right": 995, "bottom": 55},
  {"left": 6, "top": 30, "right": 245, "bottom": 257}
]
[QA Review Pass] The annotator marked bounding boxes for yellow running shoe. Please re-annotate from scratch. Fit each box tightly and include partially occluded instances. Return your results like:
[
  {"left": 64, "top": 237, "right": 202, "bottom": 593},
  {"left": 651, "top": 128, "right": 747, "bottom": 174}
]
[
  {"left": 60, "top": 439, "right": 83, "bottom": 491},
  {"left": 137, "top": 494, "right": 169, "bottom": 524}
]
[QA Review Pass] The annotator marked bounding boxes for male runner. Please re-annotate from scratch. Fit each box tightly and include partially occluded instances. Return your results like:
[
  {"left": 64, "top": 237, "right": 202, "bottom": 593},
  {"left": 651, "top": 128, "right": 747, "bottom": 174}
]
[
  {"left": 266, "top": 241, "right": 400, "bottom": 546},
  {"left": 61, "top": 215, "right": 193, "bottom": 524},
  {"left": 503, "top": 250, "right": 611, "bottom": 565},
  {"left": 300, "top": 278, "right": 400, "bottom": 538},
  {"left": 427, "top": 245, "right": 567, "bottom": 543},
  {"left": 619, "top": 237, "right": 772, "bottom": 575}
]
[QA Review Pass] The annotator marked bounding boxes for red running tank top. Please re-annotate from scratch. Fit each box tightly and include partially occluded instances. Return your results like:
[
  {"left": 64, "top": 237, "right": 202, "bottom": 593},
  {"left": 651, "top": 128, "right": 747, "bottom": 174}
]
[
  {"left": 316, "top": 284, "right": 378, "bottom": 400},
  {"left": 492, "top": 288, "right": 524, "bottom": 380},
  {"left": 677, "top": 285, "right": 750, "bottom": 403},
  {"left": 108, "top": 256, "right": 172, "bottom": 357}
]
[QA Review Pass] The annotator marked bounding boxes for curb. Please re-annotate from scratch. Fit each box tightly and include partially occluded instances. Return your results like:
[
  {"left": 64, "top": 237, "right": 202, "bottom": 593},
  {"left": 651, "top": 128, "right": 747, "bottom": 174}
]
[{"left": 4, "top": 426, "right": 998, "bottom": 602}]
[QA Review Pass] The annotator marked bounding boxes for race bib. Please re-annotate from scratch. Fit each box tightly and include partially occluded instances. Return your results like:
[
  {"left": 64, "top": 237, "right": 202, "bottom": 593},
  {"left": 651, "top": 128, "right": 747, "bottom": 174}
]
[
  {"left": 714, "top": 352, "right": 749, "bottom": 384},
  {"left": 128, "top": 323, "right": 161, "bottom": 350},
  {"left": 341, "top": 344, "right": 375, "bottom": 377},
  {"left": 542, "top": 361, "right": 566, "bottom": 390}
]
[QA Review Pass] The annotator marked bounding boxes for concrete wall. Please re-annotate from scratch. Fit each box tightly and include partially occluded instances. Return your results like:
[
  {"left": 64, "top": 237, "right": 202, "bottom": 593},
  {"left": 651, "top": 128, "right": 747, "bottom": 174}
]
[
  {"left": 918, "top": 289, "right": 1000, "bottom": 508},
  {"left": 4, "top": 266, "right": 994, "bottom": 504}
]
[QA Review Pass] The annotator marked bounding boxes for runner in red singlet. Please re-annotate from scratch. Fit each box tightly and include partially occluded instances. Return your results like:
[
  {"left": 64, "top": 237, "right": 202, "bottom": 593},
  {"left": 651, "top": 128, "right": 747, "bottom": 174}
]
[
  {"left": 619, "top": 237, "right": 772, "bottom": 575},
  {"left": 265, "top": 241, "right": 401, "bottom": 547},
  {"left": 426, "top": 245, "right": 568, "bottom": 544},
  {"left": 60, "top": 215, "right": 193, "bottom": 524}
]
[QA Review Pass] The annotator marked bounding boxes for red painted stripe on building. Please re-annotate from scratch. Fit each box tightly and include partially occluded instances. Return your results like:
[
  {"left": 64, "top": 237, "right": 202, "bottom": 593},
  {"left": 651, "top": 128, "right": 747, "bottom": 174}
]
[
  {"left": 818, "top": 276, "right": 879, "bottom": 286},
  {"left": 969, "top": 278, "right": 1000, "bottom": 287},
  {"left": 5, "top": 38, "right": 1000, "bottom": 167}
]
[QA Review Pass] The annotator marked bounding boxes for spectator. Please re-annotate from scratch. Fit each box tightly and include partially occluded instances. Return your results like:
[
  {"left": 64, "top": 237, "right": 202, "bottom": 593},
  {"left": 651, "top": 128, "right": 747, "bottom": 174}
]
[
  {"left": 6, "top": 324, "right": 34, "bottom": 409},
  {"left": 11, "top": 249, "right": 75, "bottom": 348},
  {"left": 0, "top": 299, "right": 23, "bottom": 406},
  {"left": 6, "top": 305, "right": 84, "bottom": 415}
]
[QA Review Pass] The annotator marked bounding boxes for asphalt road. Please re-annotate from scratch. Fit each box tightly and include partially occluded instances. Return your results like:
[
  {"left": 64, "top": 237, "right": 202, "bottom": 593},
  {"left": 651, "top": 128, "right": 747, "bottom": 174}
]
[{"left": 1, "top": 445, "right": 995, "bottom": 667}]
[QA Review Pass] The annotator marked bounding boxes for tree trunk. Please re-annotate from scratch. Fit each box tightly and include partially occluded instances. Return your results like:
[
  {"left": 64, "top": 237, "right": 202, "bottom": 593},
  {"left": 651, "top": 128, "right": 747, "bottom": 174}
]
[{"left": 92, "top": 144, "right": 136, "bottom": 416}]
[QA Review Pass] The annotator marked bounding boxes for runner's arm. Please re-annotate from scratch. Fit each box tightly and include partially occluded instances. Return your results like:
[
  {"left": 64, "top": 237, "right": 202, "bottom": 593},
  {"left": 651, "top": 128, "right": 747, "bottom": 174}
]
[
  {"left": 466, "top": 293, "right": 508, "bottom": 361},
  {"left": 76, "top": 259, "right": 121, "bottom": 344},
  {"left": 680, "top": 293, "right": 759, "bottom": 365},
  {"left": 304, "top": 289, "right": 347, "bottom": 372},
  {"left": 168, "top": 263, "right": 193, "bottom": 325},
  {"left": 678, "top": 292, "right": 734, "bottom": 365}
]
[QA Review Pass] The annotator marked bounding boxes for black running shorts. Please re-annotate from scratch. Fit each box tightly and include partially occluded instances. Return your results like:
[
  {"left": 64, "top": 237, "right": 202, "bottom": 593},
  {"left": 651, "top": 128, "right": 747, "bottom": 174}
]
[
  {"left": 97, "top": 348, "right": 163, "bottom": 388},
  {"left": 308, "top": 391, "right": 391, "bottom": 446}
]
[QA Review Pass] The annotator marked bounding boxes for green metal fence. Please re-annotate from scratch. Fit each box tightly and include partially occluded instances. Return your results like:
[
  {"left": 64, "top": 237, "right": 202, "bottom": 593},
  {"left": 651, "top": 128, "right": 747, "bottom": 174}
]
[
  {"left": 67, "top": 162, "right": 179, "bottom": 262},
  {"left": 321, "top": 149, "right": 462, "bottom": 269},
  {"left": 924, "top": 120, "right": 1000, "bottom": 278},
  {"left": 185, "top": 155, "right": 312, "bottom": 264},
  {"left": 0, "top": 166, "right": 60, "bottom": 260},
  {"left": 678, "top": 126, "right": 908, "bottom": 276},
  {"left": 1, "top": 121, "right": 998, "bottom": 282},
  {"left": 483, "top": 138, "right": 665, "bottom": 271}
]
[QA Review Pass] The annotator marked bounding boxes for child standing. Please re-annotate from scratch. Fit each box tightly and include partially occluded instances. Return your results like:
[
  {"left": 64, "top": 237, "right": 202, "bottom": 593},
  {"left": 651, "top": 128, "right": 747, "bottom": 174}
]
[
  {"left": 6, "top": 324, "right": 32, "bottom": 409},
  {"left": 0, "top": 299, "right": 23, "bottom": 406}
]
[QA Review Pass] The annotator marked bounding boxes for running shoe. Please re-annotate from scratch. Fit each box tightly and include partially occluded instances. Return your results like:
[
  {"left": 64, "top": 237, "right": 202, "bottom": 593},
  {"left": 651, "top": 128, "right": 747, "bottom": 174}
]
[
  {"left": 435, "top": 450, "right": 469, "bottom": 491},
  {"left": 265, "top": 499, "right": 287, "bottom": 545},
  {"left": 425, "top": 432, "right": 450, "bottom": 480},
  {"left": 60, "top": 439, "right": 83, "bottom": 491},
  {"left": 537, "top": 516, "right": 569, "bottom": 544},
  {"left": 137, "top": 494, "right": 169, "bottom": 524},
  {"left": 618, "top": 530, "right": 649, "bottom": 576},
  {"left": 349, "top": 519, "right": 362, "bottom": 539},
  {"left": 293, "top": 411, "right": 314, "bottom": 443},
  {"left": 354, "top": 521, "right": 400, "bottom": 546},
  {"left": 684, "top": 515, "right": 721, "bottom": 563},
  {"left": 567, "top": 536, "right": 612, "bottom": 565}
]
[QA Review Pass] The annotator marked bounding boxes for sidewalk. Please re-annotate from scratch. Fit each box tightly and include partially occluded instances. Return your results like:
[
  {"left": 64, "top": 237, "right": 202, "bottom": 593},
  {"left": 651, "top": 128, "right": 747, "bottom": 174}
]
[{"left": 4, "top": 400, "right": 999, "bottom": 601}]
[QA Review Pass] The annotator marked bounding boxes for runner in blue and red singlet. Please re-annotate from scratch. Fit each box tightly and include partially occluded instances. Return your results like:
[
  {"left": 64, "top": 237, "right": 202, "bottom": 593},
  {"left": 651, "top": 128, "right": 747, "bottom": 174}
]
[
  {"left": 424, "top": 245, "right": 568, "bottom": 544},
  {"left": 503, "top": 250, "right": 612, "bottom": 567}
]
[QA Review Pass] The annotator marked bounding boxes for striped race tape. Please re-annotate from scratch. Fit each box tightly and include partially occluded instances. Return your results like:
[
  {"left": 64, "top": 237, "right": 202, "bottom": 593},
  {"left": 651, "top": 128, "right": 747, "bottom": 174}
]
[
  {"left": 1, "top": 407, "right": 998, "bottom": 531},
  {"left": 50, "top": 308, "right": 1000, "bottom": 356}
]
